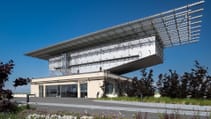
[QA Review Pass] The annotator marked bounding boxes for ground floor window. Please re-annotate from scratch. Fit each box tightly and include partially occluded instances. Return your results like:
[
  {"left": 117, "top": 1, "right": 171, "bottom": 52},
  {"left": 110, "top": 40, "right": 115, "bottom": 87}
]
[
  {"left": 46, "top": 85, "right": 60, "bottom": 97},
  {"left": 46, "top": 84, "right": 77, "bottom": 97},
  {"left": 80, "top": 83, "right": 87, "bottom": 98},
  {"left": 105, "top": 82, "right": 113, "bottom": 94},
  {"left": 61, "top": 84, "right": 77, "bottom": 97}
]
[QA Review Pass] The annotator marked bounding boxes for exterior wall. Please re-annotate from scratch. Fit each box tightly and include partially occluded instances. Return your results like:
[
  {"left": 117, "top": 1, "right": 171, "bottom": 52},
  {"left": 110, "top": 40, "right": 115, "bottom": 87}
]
[
  {"left": 155, "top": 39, "right": 163, "bottom": 59},
  {"left": 30, "top": 72, "right": 105, "bottom": 98},
  {"left": 31, "top": 84, "right": 39, "bottom": 97},
  {"left": 48, "top": 36, "right": 162, "bottom": 75},
  {"left": 31, "top": 72, "right": 105, "bottom": 83},
  {"left": 31, "top": 80, "right": 102, "bottom": 98},
  {"left": 43, "top": 82, "right": 77, "bottom": 86},
  {"left": 31, "top": 79, "right": 121, "bottom": 98},
  {"left": 30, "top": 72, "right": 126, "bottom": 98},
  {"left": 87, "top": 79, "right": 104, "bottom": 98}
]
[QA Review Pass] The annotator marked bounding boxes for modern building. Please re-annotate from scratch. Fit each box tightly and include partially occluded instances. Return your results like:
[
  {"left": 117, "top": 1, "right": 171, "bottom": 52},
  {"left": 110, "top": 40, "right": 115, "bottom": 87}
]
[{"left": 26, "top": 1, "right": 204, "bottom": 98}]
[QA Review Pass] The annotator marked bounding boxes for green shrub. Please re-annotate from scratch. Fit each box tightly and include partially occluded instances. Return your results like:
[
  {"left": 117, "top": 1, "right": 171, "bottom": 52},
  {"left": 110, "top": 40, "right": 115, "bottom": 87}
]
[{"left": 0, "top": 100, "right": 19, "bottom": 113}]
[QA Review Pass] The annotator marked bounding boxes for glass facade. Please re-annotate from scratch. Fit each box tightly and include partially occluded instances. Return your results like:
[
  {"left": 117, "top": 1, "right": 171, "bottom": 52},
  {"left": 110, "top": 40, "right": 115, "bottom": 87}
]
[
  {"left": 80, "top": 83, "right": 87, "bottom": 98},
  {"left": 105, "top": 82, "right": 113, "bottom": 94},
  {"left": 46, "top": 85, "right": 59, "bottom": 97},
  {"left": 61, "top": 84, "right": 77, "bottom": 97},
  {"left": 45, "top": 84, "right": 77, "bottom": 97}
]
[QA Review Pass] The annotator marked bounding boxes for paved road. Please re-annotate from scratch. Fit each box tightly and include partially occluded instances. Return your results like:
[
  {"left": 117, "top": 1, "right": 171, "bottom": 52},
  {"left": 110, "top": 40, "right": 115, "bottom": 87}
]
[{"left": 14, "top": 97, "right": 211, "bottom": 119}]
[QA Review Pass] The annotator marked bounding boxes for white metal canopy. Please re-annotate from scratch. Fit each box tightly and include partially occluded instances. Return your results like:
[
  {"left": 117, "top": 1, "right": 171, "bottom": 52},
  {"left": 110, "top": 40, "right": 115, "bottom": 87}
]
[{"left": 26, "top": 1, "right": 204, "bottom": 60}]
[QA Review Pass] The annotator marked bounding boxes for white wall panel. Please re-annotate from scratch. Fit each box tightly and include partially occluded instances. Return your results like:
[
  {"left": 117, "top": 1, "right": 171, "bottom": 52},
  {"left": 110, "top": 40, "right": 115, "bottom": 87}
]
[{"left": 49, "top": 36, "right": 163, "bottom": 75}]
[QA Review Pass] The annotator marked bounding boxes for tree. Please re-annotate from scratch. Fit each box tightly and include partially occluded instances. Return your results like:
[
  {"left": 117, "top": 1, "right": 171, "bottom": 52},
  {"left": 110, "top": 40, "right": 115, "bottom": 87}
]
[
  {"left": 124, "top": 69, "right": 155, "bottom": 97},
  {"left": 157, "top": 70, "right": 180, "bottom": 98},
  {"left": 100, "top": 80, "right": 107, "bottom": 98},
  {"left": 180, "top": 72, "right": 190, "bottom": 98},
  {"left": 125, "top": 77, "right": 141, "bottom": 97},
  {"left": 13, "top": 77, "right": 31, "bottom": 88},
  {"left": 0, "top": 60, "right": 14, "bottom": 100},
  {"left": 0, "top": 60, "right": 31, "bottom": 112},
  {"left": 157, "top": 61, "right": 211, "bottom": 99},
  {"left": 139, "top": 69, "right": 155, "bottom": 97},
  {"left": 206, "top": 77, "right": 211, "bottom": 99},
  {"left": 115, "top": 78, "right": 128, "bottom": 96},
  {"left": 186, "top": 61, "right": 211, "bottom": 98}
]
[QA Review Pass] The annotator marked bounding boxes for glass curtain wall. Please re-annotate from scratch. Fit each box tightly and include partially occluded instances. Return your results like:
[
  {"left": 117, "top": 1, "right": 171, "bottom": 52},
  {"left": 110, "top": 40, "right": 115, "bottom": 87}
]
[
  {"left": 80, "top": 83, "right": 87, "bottom": 98},
  {"left": 61, "top": 84, "right": 77, "bottom": 97},
  {"left": 105, "top": 82, "right": 113, "bottom": 94},
  {"left": 46, "top": 85, "right": 60, "bottom": 97},
  {"left": 46, "top": 84, "right": 77, "bottom": 97}
]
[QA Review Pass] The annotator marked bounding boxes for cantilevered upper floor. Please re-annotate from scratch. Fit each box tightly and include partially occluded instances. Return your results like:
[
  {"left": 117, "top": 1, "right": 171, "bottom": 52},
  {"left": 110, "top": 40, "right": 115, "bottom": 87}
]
[{"left": 26, "top": 1, "right": 204, "bottom": 75}]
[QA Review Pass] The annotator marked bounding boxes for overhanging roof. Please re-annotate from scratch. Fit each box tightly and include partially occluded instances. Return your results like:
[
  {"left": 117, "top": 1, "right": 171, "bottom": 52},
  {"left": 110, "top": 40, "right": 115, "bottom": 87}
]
[{"left": 26, "top": 1, "right": 204, "bottom": 60}]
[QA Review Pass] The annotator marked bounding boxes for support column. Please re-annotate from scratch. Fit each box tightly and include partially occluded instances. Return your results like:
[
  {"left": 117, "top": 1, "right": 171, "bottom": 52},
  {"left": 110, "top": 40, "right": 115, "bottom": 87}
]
[
  {"left": 87, "top": 79, "right": 89, "bottom": 98},
  {"left": 43, "top": 85, "right": 46, "bottom": 97},
  {"left": 77, "top": 81, "right": 80, "bottom": 98}
]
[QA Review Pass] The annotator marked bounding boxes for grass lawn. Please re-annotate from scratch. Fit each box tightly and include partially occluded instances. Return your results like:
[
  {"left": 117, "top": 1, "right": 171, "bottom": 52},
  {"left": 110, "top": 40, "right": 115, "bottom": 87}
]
[{"left": 99, "top": 96, "right": 211, "bottom": 106}]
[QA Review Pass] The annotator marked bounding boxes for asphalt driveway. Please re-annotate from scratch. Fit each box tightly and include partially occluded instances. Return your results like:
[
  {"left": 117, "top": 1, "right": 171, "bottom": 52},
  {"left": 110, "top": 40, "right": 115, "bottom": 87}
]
[{"left": 14, "top": 97, "right": 211, "bottom": 119}]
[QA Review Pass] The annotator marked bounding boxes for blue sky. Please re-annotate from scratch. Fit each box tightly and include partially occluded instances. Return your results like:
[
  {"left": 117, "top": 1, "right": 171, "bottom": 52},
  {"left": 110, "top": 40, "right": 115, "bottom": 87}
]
[{"left": 0, "top": 0, "right": 210, "bottom": 93}]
